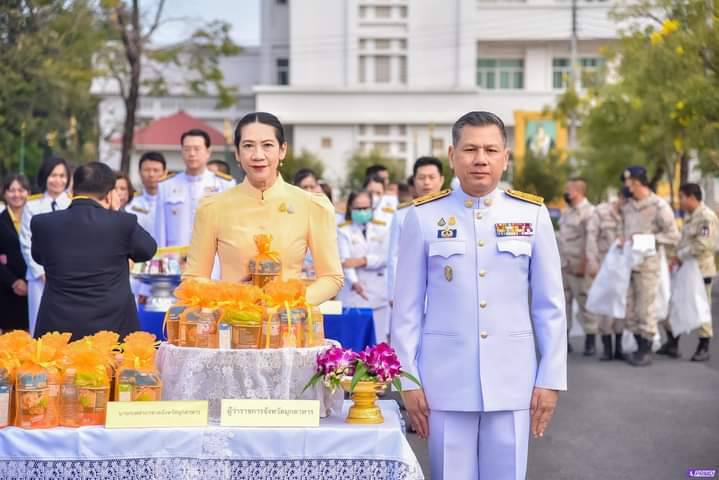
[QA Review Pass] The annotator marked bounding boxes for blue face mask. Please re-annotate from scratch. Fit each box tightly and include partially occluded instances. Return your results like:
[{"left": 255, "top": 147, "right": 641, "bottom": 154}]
[{"left": 351, "top": 208, "right": 373, "bottom": 225}]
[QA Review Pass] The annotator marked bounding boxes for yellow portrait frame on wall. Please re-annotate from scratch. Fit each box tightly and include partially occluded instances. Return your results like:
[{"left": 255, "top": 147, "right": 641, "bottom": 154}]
[{"left": 512, "top": 111, "right": 568, "bottom": 171}]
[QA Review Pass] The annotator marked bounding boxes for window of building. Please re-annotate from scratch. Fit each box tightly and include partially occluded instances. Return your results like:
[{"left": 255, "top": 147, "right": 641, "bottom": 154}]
[
  {"left": 398, "top": 125, "right": 407, "bottom": 135},
  {"left": 375, "top": 6, "right": 392, "bottom": 18},
  {"left": 552, "top": 57, "right": 604, "bottom": 89},
  {"left": 375, "top": 55, "right": 391, "bottom": 83},
  {"left": 398, "top": 142, "right": 407, "bottom": 153},
  {"left": 431, "top": 138, "right": 445, "bottom": 152},
  {"left": 399, "top": 56, "right": 407, "bottom": 84},
  {"left": 398, "top": 39, "right": 407, "bottom": 50},
  {"left": 321, "top": 137, "right": 332, "bottom": 149},
  {"left": 399, "top": 6, "right": 408, "bottom": 18},
  {"left": 374, "top": 142, "right": 391, "bottom": 154},
  {"left": 276, "top": 0, "right": 287, "bottom": 4},
  {"left": 374, "top": 125, "right": 391, "bottom": 136},
  {"left": 359, "top": 56, "right": 367, "bottom": 83},
  {"left": 375, "top": 39, "right": 391, "bottom": 50},
  {"left": 276, "top": 58, "right": 289, "bottom": 85},
  {"left": 359, "top": 6, "right": 367, "bottom": 18},
  {"left": 476, "top": 58, "right": 524, "bottom": 89}
]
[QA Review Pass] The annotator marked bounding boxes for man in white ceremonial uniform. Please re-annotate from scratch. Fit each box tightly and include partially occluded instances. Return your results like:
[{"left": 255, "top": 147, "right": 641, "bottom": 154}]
[
  {"left": 126, "top": 151, "right": 166, "bottom": 299},
  {"left": 392, "top": 111, "right": 567, "bottom": 480},
  {"left": 387, "top": 156, "right": 445, "bottom": 301},
  {"left": 338, "top": 190, "right": 392, "bottom": 343},
  {"left": 19, "top": 157, "right": 72, "bottom": 335},
  {"left": 153, "top": 129, "right": 235, "bottom": 275}
]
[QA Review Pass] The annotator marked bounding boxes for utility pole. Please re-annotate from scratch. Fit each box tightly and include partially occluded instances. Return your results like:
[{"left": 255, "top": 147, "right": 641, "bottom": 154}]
[{"left": 568, "top": 0, "right": 579, "bottom": 167}]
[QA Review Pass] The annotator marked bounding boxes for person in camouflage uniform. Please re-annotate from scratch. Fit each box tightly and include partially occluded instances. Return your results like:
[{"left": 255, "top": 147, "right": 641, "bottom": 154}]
[
  {"left": 586, "top": 189, "right": 630, "bottom": 361},
  {"left": 658, "top": 183, "right": 718, "bottom": 362},
  {"left": 559, "top": 178, "right": 599, "bottom": 355},
  {"left": 619, "top": 167, "right": 680, "bottom": 367}
]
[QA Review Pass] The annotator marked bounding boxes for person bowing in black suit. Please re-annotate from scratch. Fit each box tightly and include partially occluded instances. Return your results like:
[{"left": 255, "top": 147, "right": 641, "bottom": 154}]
[
  {"left": 31, "top": 162, "right": 157, "bottom": 340},
  {"left": 0, "top": 174, "right": 31, "bottom": 332}
]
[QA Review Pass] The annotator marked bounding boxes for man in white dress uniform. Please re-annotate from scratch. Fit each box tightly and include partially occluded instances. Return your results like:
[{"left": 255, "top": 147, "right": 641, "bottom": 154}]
[{"left": 391, "top": 111, "right": 567, "bottom": 480}]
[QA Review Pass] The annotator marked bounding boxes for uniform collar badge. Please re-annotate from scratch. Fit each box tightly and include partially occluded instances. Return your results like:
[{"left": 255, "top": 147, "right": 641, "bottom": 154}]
[
  {"left": 464, "top": 199, "right": 474, "bottom": 208},
  {"left": 444, "top": 265, "right": 453, "bottom": 282},
  {"left": 278, "top": 202, "right": 288, "bottom": 213},
  {"left": 437, "top": 218, "right": 446, "bottom": 227},
  {"left": 448, "top": 216, "right": 456, "bottom": 226},
  {"left": 495, "top": 223, "right": 533, "bottom": 237}
]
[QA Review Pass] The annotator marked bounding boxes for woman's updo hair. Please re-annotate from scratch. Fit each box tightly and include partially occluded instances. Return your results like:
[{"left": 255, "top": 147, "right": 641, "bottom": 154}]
[{"left": 233, "top": 112, "right": 286, "bottom": 148}]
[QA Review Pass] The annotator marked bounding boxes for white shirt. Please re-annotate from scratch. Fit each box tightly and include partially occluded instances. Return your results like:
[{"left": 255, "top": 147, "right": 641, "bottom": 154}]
[
  {"left": 126, "top": 190, "right": 158, "bottom": 239},
  {"left": 153, "top": 170, "right": 235, "bottom": 247},
  {"left": 20, "top": 191, "right": 72, "bottom": 280}
]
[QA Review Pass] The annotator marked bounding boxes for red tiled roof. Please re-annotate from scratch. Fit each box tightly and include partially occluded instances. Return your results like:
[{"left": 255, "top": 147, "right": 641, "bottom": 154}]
[{"left": 111, "top": 111, "right": 226, "bottom": 146}]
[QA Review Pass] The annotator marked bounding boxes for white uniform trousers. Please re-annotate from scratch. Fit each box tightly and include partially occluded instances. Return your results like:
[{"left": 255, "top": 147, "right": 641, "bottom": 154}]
[
  {"left": 373, "top": 304, "right": 390, "bottom": 344},
  {"left": 27, "top": 277, "right": 44, "bottom": 336},
  {"left": 429, "top": 409, "right": 529, "bottom": 480}
]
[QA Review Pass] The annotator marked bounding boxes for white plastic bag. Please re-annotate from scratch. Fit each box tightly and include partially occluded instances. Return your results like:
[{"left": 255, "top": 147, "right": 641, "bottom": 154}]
[
  {"left": 587, "top": 243, "right": 633, "bottom": 318},
  {"left": 669, "top": 258, "right": 710, "bottom": 335},
  {"left": 655, "top": 246, "right": 671, "bottom": 320}
]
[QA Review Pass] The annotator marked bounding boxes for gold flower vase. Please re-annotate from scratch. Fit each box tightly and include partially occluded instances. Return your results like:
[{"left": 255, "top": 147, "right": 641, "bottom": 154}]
[{"left": 341, "top": 379, "right": 386, "bottom": 425}]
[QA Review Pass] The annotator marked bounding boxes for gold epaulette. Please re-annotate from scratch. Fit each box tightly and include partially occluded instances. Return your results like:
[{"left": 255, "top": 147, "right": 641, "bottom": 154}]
[
  {"left": 371, "top": 219, "right": 387, "bottom": 226},
  {"left": 338, "top": 220, "right": 351, "bottom": 228},
  {"left": 159, "top": 172, "right": 177, "bottom": 182},
  {"left": 133, "top": 191, "right": 140, "bottom": 197},
  {"left": 397, "top": 200, "right": 413, "bottom": 210},
  {"left": 28, "top": 193, "right": 43, "bottom": 201},
  {"left": 414, "top": 189, "right": 451, "bottom": 207},
  {"left": 381, "top": 206, "right": 395, "bottom": 213},
  {"left": 505, "top": 189, "right": 544, "bottom": 206},
  {"left": 215, "top": 171, "right": 233, "bottom": 181}
]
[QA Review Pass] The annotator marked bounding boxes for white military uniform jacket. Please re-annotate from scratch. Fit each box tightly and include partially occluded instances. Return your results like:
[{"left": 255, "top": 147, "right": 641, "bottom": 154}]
[
  {"left": 373, "top": 195, "right": 397, "bottom": 226},
  {"left": 126, "top": 191, "right": 158, "bottom": 239},
  {"left": 391, "top": 187, "right": 567, "bottom": 412},
  {"left": 337, "top": 219, "right": 391, "bottom": 309},
  {"left": 20, "top": 191, "right": 72, "bottom": 281},
  {"left": 387, "top": 202, "right": 412, "bottom": 300},
  {"left": 153, "top": 170, "right": 235, "bottom": 247}
]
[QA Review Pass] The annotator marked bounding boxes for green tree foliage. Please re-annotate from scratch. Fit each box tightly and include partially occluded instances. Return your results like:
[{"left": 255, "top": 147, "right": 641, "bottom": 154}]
[
  {"left": 511, "top": 149, "right": 569, "bottom": 204},
  {"left": 96, "top": 0, "right": 241, "bottom": 173},
  {"left": 0, "top": 1, "right": 102, "bottom": 181},
  {"left": 279, "top": 149, "right": 325, "bottom": 182},
  {"left": 552, "top": 0, "right": 719, "bottom": 199}
]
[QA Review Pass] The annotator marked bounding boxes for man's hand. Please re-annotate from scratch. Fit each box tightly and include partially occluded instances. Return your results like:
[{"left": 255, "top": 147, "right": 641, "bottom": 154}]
[
  {"left": 343, "top": 257, "right": 368, "bottom": 269},
  {"left": 351, "top": 282, "right": 369, "bottom": 301},
  {"left": 530, "top": 387, "right": 559, "bottom": 438},
  {"left": 402, "top": 389, "right": 430, "bottom": 439},
  {"left": 11, "top": 279, "right": 28, "bottom": 296},
  {"left": 39, "top": 274, "right": 46, "bottom": 284}
]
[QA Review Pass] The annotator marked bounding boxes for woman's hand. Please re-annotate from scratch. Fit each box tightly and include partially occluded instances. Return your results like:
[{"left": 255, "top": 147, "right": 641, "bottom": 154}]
[
  {"left": 12, "top": 279, "right": 28, "bottom": 296},
  {"left": 351, "top": 282, "right": 369, "bottom": 301},
  {"left": 342, "top": 257, "right": 368, "bottom": 269}
]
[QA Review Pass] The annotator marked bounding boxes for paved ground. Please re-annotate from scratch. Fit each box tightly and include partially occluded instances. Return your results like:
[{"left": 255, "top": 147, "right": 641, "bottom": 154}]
[{"left": 402, "top": 287, "right": 719, "bottom": 480}]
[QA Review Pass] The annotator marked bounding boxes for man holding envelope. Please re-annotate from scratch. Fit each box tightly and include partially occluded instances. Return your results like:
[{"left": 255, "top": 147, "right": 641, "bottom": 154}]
[{"left": 619, "top": 166, "right": 680, "bottom": 366}]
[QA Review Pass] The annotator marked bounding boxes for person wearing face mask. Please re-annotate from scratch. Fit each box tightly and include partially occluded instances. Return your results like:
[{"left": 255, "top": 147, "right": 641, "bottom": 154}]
[
  {"left": 585, "top": 188, "right": 630, "bottom": 361},
  {"left": 558, "top": 178, "right": 598, "bottom": 355},
  {"left": 184, "top": 112, "right": 343, "bottom": 305},
  {"left": 31, "top": 162, "right": 157, "bottom": 340},
  {"left": 618, "top": 166, "right": 680, "bottom": 366},
  {"left": 0, "top": 174, "right": 31, "bottom": 332},
  {"left": 658, "top": 183, "right": 718, "bottom": 362},
  {"left": 337, "top": 190, "right": 391, "bottom": 342},
  {"left": 19, "top": 156, "right": 72, "bottom": 335}
]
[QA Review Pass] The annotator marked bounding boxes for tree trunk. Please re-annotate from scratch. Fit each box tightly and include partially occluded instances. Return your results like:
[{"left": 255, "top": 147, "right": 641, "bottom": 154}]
[
  {"left": 120, "top": 58, "right": 140, "bottom": 174},
  {"left": 679, "top": 151, "right": 689, "bottom": 186}
]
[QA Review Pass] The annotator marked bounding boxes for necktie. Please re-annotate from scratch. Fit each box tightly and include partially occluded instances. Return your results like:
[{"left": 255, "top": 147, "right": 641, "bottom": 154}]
[{"left": 51, "top": 200, "right": 57, "bottom": 212}]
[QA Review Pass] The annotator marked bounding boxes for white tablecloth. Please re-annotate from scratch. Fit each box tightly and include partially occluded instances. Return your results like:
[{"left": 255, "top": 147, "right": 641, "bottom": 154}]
[
  {"left": 0, "top": 401, "right": 424, "bottom": 480},
  {"left": 156, "top": 342, "right": 344, "bottom": 423}
]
